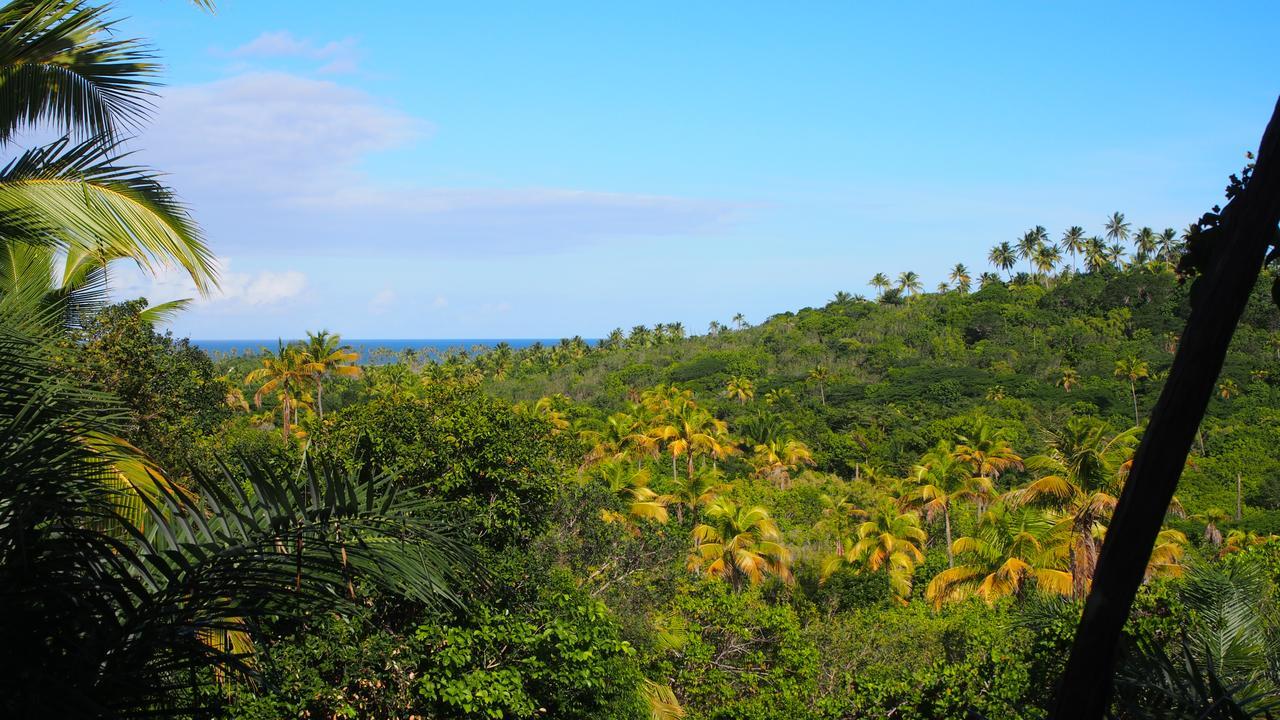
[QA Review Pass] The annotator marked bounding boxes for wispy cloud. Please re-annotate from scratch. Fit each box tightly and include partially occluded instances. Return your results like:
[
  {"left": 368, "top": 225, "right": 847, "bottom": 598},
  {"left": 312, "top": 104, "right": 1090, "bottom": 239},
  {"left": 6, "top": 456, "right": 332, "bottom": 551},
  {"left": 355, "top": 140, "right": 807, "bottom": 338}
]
[
  {"left": 138, "top": 71, "right": 742, "bottom": 258},
  {"left": 228, "top": 30, "right": 359, "bottom": 74},
  {"left": 112, "top": 258, "right": 308, "bottom": 312}
]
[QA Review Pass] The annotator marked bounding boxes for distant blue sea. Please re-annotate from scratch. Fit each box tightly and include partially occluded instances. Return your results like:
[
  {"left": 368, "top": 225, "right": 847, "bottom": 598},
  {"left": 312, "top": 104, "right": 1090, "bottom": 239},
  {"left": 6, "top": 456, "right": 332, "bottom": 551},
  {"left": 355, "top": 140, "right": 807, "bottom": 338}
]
[{"left": 193, "top": 338, "right": 595, "bottom": 362}]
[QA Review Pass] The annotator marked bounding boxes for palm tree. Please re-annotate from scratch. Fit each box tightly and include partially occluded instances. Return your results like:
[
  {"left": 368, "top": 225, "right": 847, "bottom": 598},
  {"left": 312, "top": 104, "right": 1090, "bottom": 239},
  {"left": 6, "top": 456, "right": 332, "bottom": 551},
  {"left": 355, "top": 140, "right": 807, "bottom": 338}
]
[
  {"left": 1084, "top": 236, "right": 1109, "bottom": 272},
  {"left": 0, "top": 329, "right": 471, "bottom": 717},
  {"left": 653, "top": 402, "right": 730, "bottom": 480},
  {"left": 725, "top": 375, "right": 755, "bottom": 404},
  {"left": 303, "top": 330, "right": 362, "bottom": 418},
  {"left": 953, "top": 419, "right": 1023, "bottom": 483},
  {"left": 1105, "top": 211, "right": 1131, "bottom": 247},
  {"left": 750, "top": 437, "right": 814, "bottom": 489},
  {"left": 816, "top": 493, "right": 867, "bottom": 560},
  {"left": 1009, "top": 417, "right": 1139, "bottom": 597},
  {"left": 949, "top": 263, "right": 972, "bottom": 293},
  {"left": 246, "top": 343, "right": 323, "bottom": 441},
  {"left": 869, "top": 272, "right": 891, "bottom": 298},
  {"left": 1114, "top": 356, "right": 1150, "bottom": 425},
  {"left": 989, "top": 242, "right": 1017, "bottom": 280},
  {"left": 1057, "top": 366, "right": 1079, "bottom": 392},
  {"left": 668, "top": 466, "right": 731, "bottom": 524},
  {"left": 1061, "top": 226, "right": 1086, "bottom": 272},
  {"left": 902, "top": 442, "right": 977, "bottom": 568},
  {"left": 0, "top": 0, "right": 217, "bottom": 310},
  {"left": 1133, "top": 227, "right": 1158, "bottom": 262},
  {"left": 1107, "top": 242, "right": 1128, "bottom": 268},
  {"left": 897, "top": 271, "right": 922, "bottom": 298},
  {"left": 732, "top": 312, "right": 748, "bottom": 329},
  {"left": 687, "top": 497, "right": 792, "bottom": 589},
  {"left": 1218, "top": 378, "right": 1239, "bottom": 400},
  {"left": 1017, "top": 229, "right": 1043, "bottom": 275},
  {"left": 1034, "top": 243, "right": 1062, "bottom": 283},
  {"left": 593, "top": 461, "right": 669, "bottom": 527},
  {"left": 848, "top": 501, "right": 927, "bottom": 603},
  {"left": 830, "top": 290, "right": 853, "bottom": 305},
  {"left": 925, "top": 503, "right": 1072, "bottom": 607},
  {"left": 807, "top": 365, "right": 830, "bottom": 405}
]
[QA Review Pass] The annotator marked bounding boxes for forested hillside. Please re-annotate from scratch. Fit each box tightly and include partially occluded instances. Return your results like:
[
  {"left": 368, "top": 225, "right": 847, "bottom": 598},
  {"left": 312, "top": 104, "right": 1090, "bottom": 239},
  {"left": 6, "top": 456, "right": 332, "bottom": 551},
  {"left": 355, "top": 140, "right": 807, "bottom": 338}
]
[{"left": 177, "top": 252, "right": 1280, "bottom": 719}]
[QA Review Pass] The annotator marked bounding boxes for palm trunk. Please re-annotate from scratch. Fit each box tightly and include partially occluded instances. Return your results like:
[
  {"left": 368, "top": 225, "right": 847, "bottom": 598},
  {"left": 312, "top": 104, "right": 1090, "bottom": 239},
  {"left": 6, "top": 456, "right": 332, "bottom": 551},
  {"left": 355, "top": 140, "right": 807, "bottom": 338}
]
[
  {"left": 316, "top": 378, "right": 324, "bottom": 419},
  {"left": 1130, "top": 381, "right": 1139, "bottom": 426},
  {"left": 944, "top": 507, "right": 953, "bottom": 568},
  {"left": 1051, "top": 98, "right": 1280, "bottom": 720},
  {"left": 281, "top": 395, "right": 291, "bottom": 442}
]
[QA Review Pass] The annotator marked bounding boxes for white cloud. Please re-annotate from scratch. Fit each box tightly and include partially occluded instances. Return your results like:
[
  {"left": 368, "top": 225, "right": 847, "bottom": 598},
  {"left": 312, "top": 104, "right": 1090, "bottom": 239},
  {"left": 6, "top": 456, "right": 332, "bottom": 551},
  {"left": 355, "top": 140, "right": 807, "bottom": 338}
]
[
  {"left": 111, "top": 258, "right": 307, "bottom": 312},
  {"left": 228, "top": 31, "right": 359, "bottom": 74},
  {"left": 369, "top": 288, "right": 396, "bottom": 314},
  {"left": 136, "top": 71, "right": 741, "bottom": 259}
]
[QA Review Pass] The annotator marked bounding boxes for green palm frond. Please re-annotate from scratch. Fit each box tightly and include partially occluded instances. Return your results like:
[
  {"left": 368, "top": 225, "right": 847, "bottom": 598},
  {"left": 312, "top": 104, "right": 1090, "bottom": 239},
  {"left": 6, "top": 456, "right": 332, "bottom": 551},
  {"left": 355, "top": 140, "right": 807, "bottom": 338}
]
[
  {"left": 0, "top": 134, "right": 216, "bottom": 292},
  {"left": 0, "top": 0, "right": 159, "bottom": 143}
]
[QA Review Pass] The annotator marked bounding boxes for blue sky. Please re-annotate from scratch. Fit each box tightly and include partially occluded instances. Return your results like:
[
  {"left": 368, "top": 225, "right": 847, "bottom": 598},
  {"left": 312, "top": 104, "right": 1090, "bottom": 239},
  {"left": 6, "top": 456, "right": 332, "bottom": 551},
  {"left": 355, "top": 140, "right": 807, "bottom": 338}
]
[{"left": 111, "top": 1, "right": 1280, "bottom": 339}]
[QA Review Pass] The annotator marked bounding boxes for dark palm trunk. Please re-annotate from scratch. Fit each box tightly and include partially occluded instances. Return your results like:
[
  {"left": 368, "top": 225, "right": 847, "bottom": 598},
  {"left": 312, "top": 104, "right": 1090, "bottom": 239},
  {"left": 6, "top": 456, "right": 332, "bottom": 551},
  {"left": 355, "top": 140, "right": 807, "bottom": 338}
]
[{"left": 1050, "top": 97, "right": 1280, "bottom": 720}]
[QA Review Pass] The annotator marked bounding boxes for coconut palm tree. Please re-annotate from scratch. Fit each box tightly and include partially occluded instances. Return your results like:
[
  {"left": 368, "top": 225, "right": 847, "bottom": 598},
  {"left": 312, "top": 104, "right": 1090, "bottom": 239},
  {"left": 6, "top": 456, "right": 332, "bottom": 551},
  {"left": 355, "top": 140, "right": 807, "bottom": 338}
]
[
  {"left": 303, "top": 330, "right": 361, "bottom": 419},
  {"left": 0, "top": 0, "right": 217, "bottom": 314},
  {"left": 953, "top": 420, "right": 1023, "bottom": 483},
  {"left": 1105, "top": 211, "right": 1131, "bottom": 247},
  {"left": 246, "top": 343, "right": 323, "bottom": 441},
  {"left": 593, "top": 461, "right": 669, "bottom": 527},
  {"left": 687, "top": 497, "right": 792, "bottom": 589},
  {"left": 902, "top": 442, "right": 981, "bottom": 568},
  {"left": 897, "top": 271, "right": 922, "bottom": 298},
  {"left": 1009, "top": 417, "right": 1139, "bottom": 597},
  {"left": 925, "top": 503, "right": 1072, "bottom": 607},
  {"left": 1017, "top": 229, "right": 1043, "bottom": 275},
  {"left": 1033, "top": 242, "right": 1062, "bottom": 284},
  {"left": 848, "top": 501, "right": 927, "bottom": 603},
  {"left": 1218, "top": 378, "right": 1239, "bottom": 400},
  {"left": 750, "top": 437, "right": 814, "bottom": 489},
  {"left": 869, "top": 272, "right": 891, "bottom": 298},
  {"left": 1107, "top": 242, "right": 1128, "bottom": 268},
  {"left": 668, "top": 466, "right": 731, "bottom": 523},
  {"left": 1114, "top": 356, "right": 1150, "bottom": 425},
  {"left": 1133, "top": 226, "right": 1158, "bottom": 262},
  {"left": 807, "top": 365, "right": 830, "bottom": 405},
  {"left": 1084, "top": 236, "right": 1109, "bottom": 272},
  {"left": 1057, "top": 366, "right": 1080, "bottom": 392},
  {"left": 1061, "top": 226, "right": 1086, "bottom": 272},
  {"left": 989, "top": 242, "right": 1017, "bottom": 279},
  {"left": 732, "top": 313, "right": 748, "bottom": 329},
  {"left": 725, "top": 375, "right": 755, "bottom": 404},
  {"left": 949, "top": 263, "right": 972, "bottom": 293},
  {"left": 1198, "top": 508, "right": 1229, "bottom": 547},
  {"left": 817, "top": 493, "right": 868, "bottom": 561},
  {"left": 830, "top": 290, "right": 853, "bottom": 305},
  {"left": 653, "top": 402, "right": 730, "bottom": 480}
]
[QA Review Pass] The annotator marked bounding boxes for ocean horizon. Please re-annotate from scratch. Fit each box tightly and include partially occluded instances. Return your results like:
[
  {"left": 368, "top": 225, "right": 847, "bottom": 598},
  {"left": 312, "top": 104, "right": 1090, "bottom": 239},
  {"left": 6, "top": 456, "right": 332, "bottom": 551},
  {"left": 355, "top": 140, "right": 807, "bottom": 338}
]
[{"left": 193, "top": 338, "right": 599, "bottom": 359}]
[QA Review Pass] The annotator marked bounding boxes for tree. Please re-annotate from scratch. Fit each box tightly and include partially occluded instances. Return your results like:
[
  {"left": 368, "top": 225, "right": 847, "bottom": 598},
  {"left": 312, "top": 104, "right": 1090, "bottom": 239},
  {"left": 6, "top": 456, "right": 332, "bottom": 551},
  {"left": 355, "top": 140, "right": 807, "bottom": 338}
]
[
  {"left": 830, "top": 290, "right": 853, "bottom": 305},
  {"left": 925, "top": 503, "right": 1072, "bottom": 607},
  {"left": 1105, "top": 211, "right": 1131, "bottom": 247},
  {"left": 593, "top": 460, "right": 669, "bottom": 527},
  {"left": 0, "top": 329, "right": 471, "bottom": 717},
  {"left": 304, "top": 329, "right": 362, "bottom": 419},
  {"left": 989, "top": 241, "right": 1017, "bottom": 279},
  {"left": 1198, "top": 507, "right": 1229, "bottom": 547},
  {"left": 901, "top": 442, "right": 987, "bottom": 568},
  {"left": 725, "top": 375, "right": 755, "bottom": 404},
  {"left": 869, "top": 272, "right": 891, "bottom": 298},
  {"left": 1061, "top": 226, "right": 1086, "bottom": 272},
  {"left": 1218, "top": 377, "right": 1239, "bottom": 400},
  {"left": 668, "top": 465, "right": 731, "bottom": 523},
  {"left": 246, "top": 343, "right": 323, "bottom": 441},
  {"left": 0, "top": 0, "right": 217, "bottom": 310},
  {"left": 897, "top": 270, "right": 922, "bottom": 298},
  {"left": 816, "top": 493, "right": 867, "bottom": 560},
  {"left": 652, "top": 399, "right": 731, "bottom": 480},
  {"left": 1033, "top": 242, "right": 1062, "bottom": 283},
  {"left": 687, "top": 497, "right": 792, "bottom": 589},
  {"left": 1017, "top": 229, "right": 1043, "bottom": 275},
  {"left": 1011, "top": 417, "right": 1138, "bottom": 598},
  {"left": 1057, "top": 366, "right": 1079, "bottom": 392},
  {"left": 848, "top": 501, "right": 927, "bottom": 603},
  {"left": 732, "top": 312, "right": 748, "bottom": 329},
  {"left": 953, "top": 419, "right": 1023, "bottom": 483},
  {"left": 949, "top": 263, "right": 972, "bottom": 292},
  {"left": 807, "top": 364, "right": 829, "bottom": 405},
  {"left": 1114, "top": 355, "right": 1150, "bottom": 425}
]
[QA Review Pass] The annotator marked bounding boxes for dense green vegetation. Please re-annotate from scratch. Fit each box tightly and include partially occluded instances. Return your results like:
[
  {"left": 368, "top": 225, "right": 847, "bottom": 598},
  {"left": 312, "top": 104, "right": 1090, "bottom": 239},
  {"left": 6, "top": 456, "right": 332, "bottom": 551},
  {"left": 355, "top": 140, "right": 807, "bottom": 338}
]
[
  {"left": 188, "top": 235, "right": 1280, "bottom": 718},
  {"left": 2, "top": 1, "right": 1278, "bottom": 718}
]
